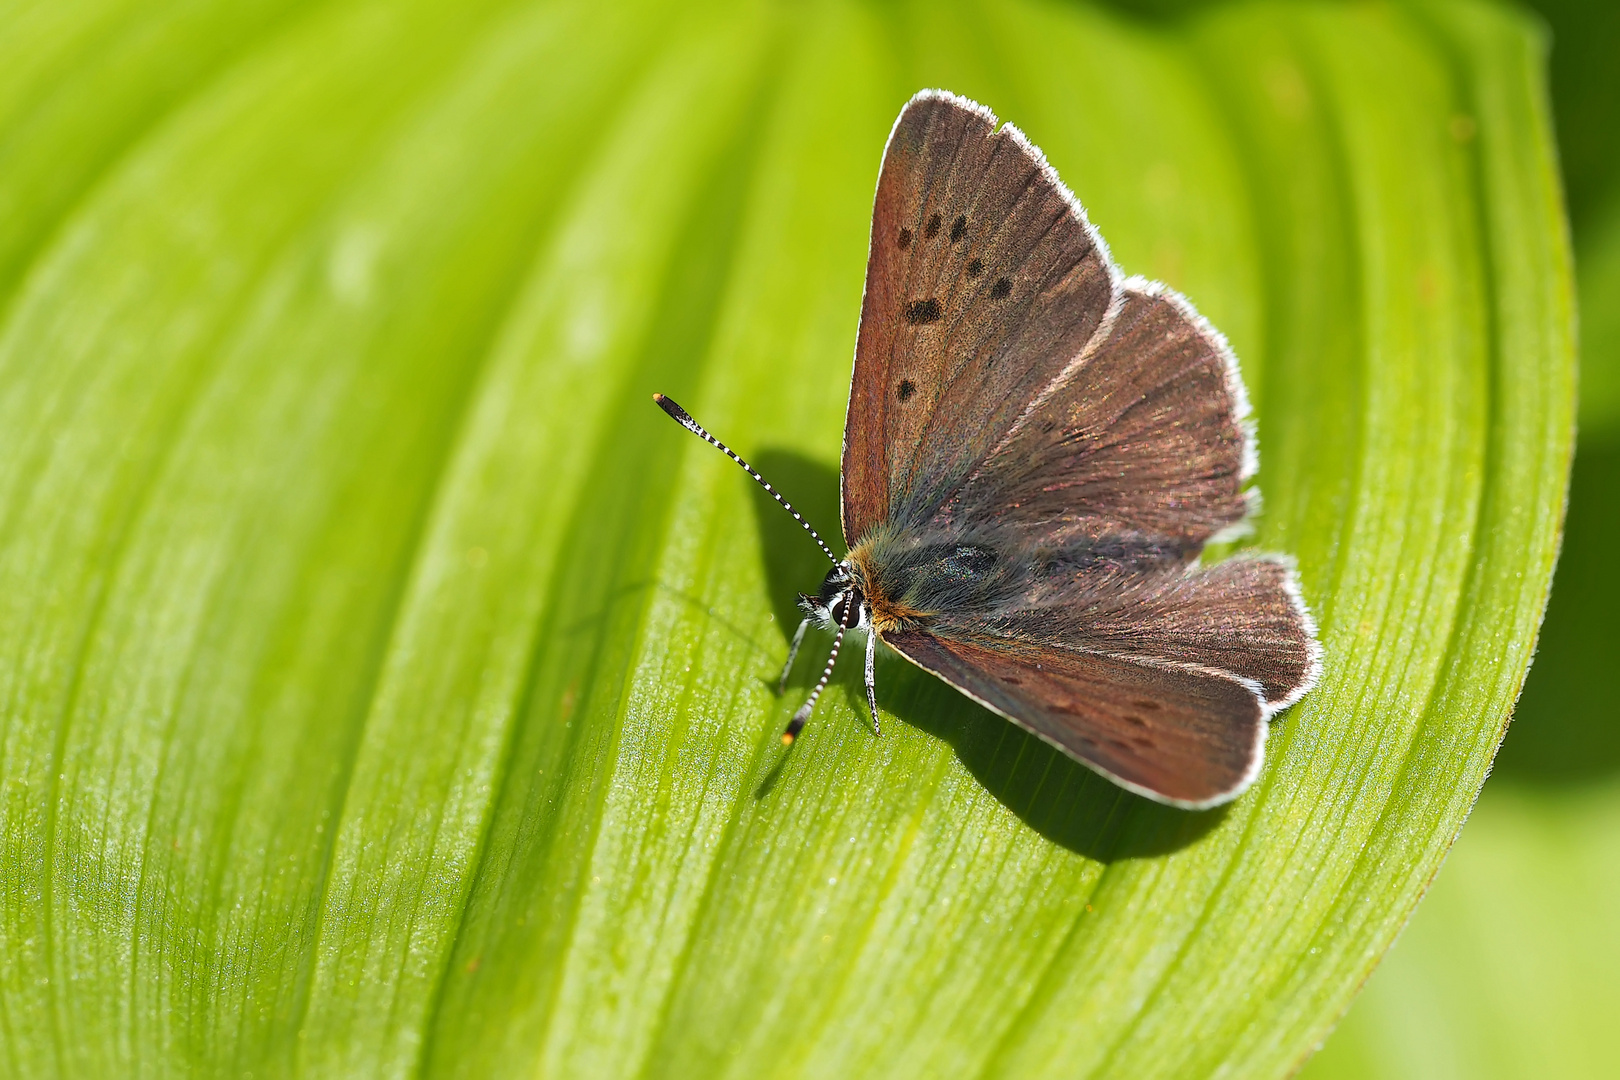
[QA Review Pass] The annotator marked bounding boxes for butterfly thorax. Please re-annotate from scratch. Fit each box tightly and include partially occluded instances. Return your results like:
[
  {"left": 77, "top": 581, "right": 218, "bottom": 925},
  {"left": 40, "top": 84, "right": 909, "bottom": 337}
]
[
  {"left": 845, "top": 525, "right": 1024, "bottom": 635},
  {"left": 841, "top": 546, "right": 920, "bottom": 635}
]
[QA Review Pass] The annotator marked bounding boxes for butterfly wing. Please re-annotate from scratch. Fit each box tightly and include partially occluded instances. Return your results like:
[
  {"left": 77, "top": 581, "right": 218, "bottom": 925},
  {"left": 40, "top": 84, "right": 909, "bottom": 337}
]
[
  {"left": 874, "top": 553, "right": 1320, "bottom": 806},
  {"left": 841, "top": 90, "right": 1118, "bottom": 545},
  {"left": 934, "top": 281, "right": 1255, "bottom": 552},
  {"left": 988, "top": 554, "right": 1322, "bottom": 711},
  {"left": 846, "top": 92, "right": 1256, "bottom": 560},
  {"left": 882, "top": 628, "right": 1266, "bottom": 808},
  {"left": 845, "top": 91, "right": 1320, "bottom": 804}
]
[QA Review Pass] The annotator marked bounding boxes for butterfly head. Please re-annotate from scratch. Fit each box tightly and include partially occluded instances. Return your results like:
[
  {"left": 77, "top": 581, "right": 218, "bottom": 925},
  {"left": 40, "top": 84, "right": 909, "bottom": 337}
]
[{"left": 798, "top": 560, "right": 869, "bottom": 632}]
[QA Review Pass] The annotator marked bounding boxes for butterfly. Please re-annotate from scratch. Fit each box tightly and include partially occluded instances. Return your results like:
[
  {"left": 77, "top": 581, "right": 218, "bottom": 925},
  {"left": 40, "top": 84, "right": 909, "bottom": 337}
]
[{"left": 656, "top": 89, "right": 1321, "bottom": 808}]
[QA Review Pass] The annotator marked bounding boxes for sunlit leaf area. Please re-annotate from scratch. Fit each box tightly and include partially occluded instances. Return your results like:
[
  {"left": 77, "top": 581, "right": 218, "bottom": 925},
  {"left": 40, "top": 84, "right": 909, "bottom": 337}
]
[
  {"left": 1302, "top": 0, "right": 1620, "bottom": 1075},
  {"left": 0, "top": 0, "right": 1594, "bottom": 1077}
]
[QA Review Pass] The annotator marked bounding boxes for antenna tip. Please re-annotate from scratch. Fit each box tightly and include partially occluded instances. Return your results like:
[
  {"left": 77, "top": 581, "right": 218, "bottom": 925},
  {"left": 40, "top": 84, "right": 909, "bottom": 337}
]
[
  {"left": 652, "top": 393, "right": 690, "bottom": 424},
  {"left": 783, "top": 714, "right": 807, "bottom": 744}
]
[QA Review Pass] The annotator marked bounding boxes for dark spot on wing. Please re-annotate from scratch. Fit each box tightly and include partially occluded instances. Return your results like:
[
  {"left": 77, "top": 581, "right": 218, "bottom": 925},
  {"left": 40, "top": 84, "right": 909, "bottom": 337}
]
[
  {"left": 897, "top": 379, "right": 915, "bottom": 402},
  {"left": 1131, "top": 699, "right": 1163, "bottom": 712},
  {"left": 991, "top": 277, "right": 1012, "bottom": 299},
  {"left": 905, "top": 298, "right": 942, "bottom": 325},
  {"left": 1122, "top": 713, "right": 1148, "bottom": 728},
  {"left": 950, "top": 215, "right": 967, "bottom": 242},
  {"left": 898, "top": 227, "right": 913, "bottom": 250},
  {"left": 967, "top": 258, "right": 983, "bottom": 278},
  {"left": 924, "top": 213, "right": 942, "bottom": 238}
]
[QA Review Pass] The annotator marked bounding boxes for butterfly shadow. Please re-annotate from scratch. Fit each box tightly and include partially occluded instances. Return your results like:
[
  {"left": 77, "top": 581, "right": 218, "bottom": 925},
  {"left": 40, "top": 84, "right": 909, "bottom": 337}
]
[{"left": 746, "top": 449, "right": 1228, "bottom": 861}]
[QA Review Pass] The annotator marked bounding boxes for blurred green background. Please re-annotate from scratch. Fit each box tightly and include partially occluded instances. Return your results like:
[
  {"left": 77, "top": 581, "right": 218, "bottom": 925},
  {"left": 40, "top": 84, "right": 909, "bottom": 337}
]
[{"left": 1303, "top": 0, "right": 1620, "bottom": 1075}]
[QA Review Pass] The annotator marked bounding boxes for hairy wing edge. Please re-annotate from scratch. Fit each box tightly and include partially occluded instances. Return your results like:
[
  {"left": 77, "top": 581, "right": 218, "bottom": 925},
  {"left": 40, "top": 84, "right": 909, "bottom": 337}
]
[{"left": 1259, "top": 555, "right": 1324, "bottom": 712}]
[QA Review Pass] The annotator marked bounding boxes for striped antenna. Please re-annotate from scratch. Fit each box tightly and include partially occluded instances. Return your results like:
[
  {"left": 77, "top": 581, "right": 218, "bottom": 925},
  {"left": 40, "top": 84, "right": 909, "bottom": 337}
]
[{"left": 653, "top": 394, "right": 838, "bottom": 564}]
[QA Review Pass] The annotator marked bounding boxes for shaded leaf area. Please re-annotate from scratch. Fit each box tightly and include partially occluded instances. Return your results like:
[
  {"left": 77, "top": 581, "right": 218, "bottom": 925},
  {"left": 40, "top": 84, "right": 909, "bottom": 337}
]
[
  {"left": 1570, "top": 195, "right": 1620, "bottom": 429},
  {"left": 0, "top": 1, "right": 1572, "bottom": 1078},
  {"left": 1494, "top": 436, "right": 1620, "bottom": 783},
  {"left": 1516, "top": 0, "right": 1620, "bottom": 230}
]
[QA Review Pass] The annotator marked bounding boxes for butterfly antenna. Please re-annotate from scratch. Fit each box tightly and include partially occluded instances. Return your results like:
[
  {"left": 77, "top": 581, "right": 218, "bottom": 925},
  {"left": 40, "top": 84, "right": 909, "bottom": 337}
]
[
  {"left": 653, "top": 394, "right": 838, "bottom": 564},
  {"left": 782, "top": 603, "right": 852, "bottom": 745}
]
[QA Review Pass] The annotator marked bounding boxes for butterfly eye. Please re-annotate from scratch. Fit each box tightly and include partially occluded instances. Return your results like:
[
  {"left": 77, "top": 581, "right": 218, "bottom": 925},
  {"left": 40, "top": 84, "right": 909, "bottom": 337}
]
[{"left": 817, "top": 563, "right": 853, "bottom": 605}]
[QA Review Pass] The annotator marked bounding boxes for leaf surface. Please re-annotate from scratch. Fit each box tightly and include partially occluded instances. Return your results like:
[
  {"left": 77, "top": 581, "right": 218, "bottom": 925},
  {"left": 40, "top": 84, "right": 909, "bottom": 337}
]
[{"left": 0, "top": 1, "right": 1573, "bottom": 1077}]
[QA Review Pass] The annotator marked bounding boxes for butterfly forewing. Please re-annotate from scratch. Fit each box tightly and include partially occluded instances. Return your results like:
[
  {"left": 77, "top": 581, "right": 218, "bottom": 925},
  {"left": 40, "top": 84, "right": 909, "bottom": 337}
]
[
  {"left": 883, "top": 629, "right": 1265, "bottom": 807},
  {"left": 935, "top": 283, "right": 1254, "bottom": 551},
  {"left": 842, "top": 92, "right": 1117, "bottom": 545}
]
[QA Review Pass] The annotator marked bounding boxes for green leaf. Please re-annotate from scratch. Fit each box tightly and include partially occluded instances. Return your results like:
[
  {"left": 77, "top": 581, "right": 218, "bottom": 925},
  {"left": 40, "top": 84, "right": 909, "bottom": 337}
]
[
  {"left": 0, "top": 1, "right": 1573, "bottom": 1077},
  {"left": 1300, "top": 0, "right": 1620, "bottom": 1064},
  {"left": 1302, "top": 373, "right": 1620, "bottom": 1080}
]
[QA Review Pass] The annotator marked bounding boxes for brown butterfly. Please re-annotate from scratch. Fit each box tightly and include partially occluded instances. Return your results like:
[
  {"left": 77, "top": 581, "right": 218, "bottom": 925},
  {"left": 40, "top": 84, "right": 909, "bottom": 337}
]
[{"left": 656, "top": 90, "right": 1321, "bottom": 808}]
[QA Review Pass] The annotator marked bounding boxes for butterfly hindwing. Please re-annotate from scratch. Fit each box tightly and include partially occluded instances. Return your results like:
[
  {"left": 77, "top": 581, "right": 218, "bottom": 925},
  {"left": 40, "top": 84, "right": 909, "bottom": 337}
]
[
  {"left": 852, "top": 523, "right": 1318, "bottom": 803},
  {"left": 963, "top": 555, "right": 1322, "bottom": 710},
  {"left": 842, "top": 91, "right": 1117, "bottom": 546},
  {"left": 881, "top": 628, "right": 1265, "bottom": 808}
]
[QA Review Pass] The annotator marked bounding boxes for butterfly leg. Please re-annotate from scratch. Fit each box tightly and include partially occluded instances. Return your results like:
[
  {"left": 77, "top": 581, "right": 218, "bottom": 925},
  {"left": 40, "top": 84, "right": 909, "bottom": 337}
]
[
  {"left": 864, "top": 630, "right": 881, "bottom": 736},
  {"left": 783, "top": 603, "right": 854, "bottom": 745},
  {"left": 778, "top": 617, "right": 810, "bottom": 693}
]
